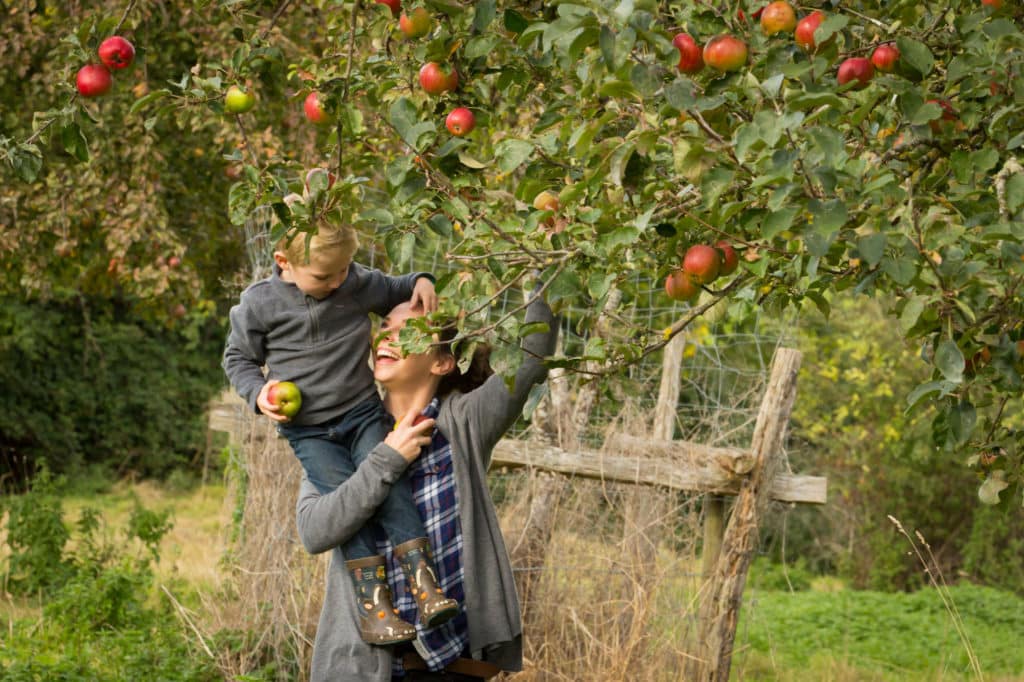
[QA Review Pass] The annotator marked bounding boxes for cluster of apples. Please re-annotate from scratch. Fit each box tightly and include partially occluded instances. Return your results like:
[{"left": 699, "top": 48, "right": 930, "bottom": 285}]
[
  {"left": 299, "top": 2, "right": 474, "bottom": 138},
  {"left": 676, "top": 0, "right": 997, "bottom": 94},
  {"left": 75, "top": 36, "right": 135, "bottom": 98},
  {"left": 664, "top": 242, "right": 738, "bottom": 302}
]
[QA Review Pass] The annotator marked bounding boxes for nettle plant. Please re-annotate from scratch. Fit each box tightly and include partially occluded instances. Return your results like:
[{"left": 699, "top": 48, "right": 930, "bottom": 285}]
[{"left": 7, "top": 1, "right": 1024, "bottom": 504}]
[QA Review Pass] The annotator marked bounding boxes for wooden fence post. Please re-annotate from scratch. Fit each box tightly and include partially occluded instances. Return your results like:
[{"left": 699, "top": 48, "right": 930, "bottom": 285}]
[{"left": 695, "top": 348, "right": 802, "bottom": 681}]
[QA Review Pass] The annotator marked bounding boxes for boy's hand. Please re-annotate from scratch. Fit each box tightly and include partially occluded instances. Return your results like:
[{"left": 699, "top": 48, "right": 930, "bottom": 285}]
[
  {"left": 257, "top": 380, "right": 291, "bottom": 423},
  {"left": 385, "top": 408, "right": 435, "bottom": 463},
  {"left": 410, "top": 276, "right": 437, "bottom": 313}
]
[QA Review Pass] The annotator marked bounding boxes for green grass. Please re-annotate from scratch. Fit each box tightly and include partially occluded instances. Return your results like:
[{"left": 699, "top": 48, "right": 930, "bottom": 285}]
[{"left": 732, "top": 584, "right": 1024, "bottom": 681}]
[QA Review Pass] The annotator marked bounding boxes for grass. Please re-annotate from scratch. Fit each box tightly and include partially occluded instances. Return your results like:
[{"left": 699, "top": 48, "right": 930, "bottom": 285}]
[{"left": 732, "top": 583, "right": 1024, "bottom": 681}]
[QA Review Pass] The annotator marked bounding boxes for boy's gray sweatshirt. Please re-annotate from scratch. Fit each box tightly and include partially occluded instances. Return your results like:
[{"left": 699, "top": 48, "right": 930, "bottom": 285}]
[
  {"left": 294, "top": 295, "right": 558, "bottom": 681},
  {"left": 222, "top": 262, "right": 430, "bottom": 426}
]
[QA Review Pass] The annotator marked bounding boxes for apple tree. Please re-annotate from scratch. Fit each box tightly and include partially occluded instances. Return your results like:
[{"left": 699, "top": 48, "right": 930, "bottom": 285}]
[{"left": 5, "top": 0, "right": 1024, "bottom": 505}]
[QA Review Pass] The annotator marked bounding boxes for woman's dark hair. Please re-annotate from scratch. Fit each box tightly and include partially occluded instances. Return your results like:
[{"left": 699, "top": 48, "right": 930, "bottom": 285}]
[{"left": 436, "top": 323, "right": 493, "bottom": 397}]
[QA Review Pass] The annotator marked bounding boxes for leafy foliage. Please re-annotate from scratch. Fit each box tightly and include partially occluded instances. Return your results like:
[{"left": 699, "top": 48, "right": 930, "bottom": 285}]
[{"left": 3, "top": 2, "right": 1024, "bottom": 506}]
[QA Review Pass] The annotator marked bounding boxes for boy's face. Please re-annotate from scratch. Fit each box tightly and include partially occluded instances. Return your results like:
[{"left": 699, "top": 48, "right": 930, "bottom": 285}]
[{"left": 276, "top": 248, "right": 352, "bottom": 300}]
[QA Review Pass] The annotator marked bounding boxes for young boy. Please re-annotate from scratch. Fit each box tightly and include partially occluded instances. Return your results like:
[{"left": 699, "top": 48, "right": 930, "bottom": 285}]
[{"left": 222, "top": 218, "right": 458, "bottom": 646}]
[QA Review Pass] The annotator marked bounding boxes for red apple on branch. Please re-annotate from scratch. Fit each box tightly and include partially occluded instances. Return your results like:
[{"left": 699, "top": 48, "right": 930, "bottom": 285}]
[
  {"left": 703, "top": 35, "right": 748, "bottom": 72},
  {"left": 76, "top": 64, "right": 112, "bottom": 98},
  {"left": 419, "top": 62, "right": 458, "bottom": 95},
  {"left": 672, "top": 33, "right": 704, "bottom": 74},
  {"left": 446, "top": 107, "right": 476, "bottom": 136},
  {"left": 375, "top": 0, "right": 401, "bottom": 17},
  {"left": 98, "top": 36, "right": 135, "bottom": 70},
  {"left": 304, "top": 91, "right": 328, "bottom": 125},
  {"left": 683, "top": 244, "right": 722, "bottom": 284},
  {"left": 837, "top": 58, "right": 875, "bottom": 89},
  {"left": 760, "top": 2, "right": 797, "bottom": 36},
  {"left": 399, "top": 7, "right": 432, "bottom": 39},
  {"left": 871, "top": 43, "right": 900, "bottom": 72},
  {"left": 715, "top": 241, "right": 739, "bottom": 276},
  {"left": 795, "top": 11, "right": 826, "bottom": 51},
  {"left": 665, "top": 270, "right": 701, "bottom": 302}
]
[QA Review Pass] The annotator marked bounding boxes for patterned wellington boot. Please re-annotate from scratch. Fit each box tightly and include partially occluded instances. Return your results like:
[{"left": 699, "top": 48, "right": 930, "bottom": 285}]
[
  {"left": 394, "top": 537, "right": 459, "bottom": 628},
  {"left": 346, "top": 555, "right": 417, "bottom": 645}
]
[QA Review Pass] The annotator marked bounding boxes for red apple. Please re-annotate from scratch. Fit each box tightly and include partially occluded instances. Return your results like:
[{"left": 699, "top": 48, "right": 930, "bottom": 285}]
[
  {"left": 399, "top": 7, "right": 432, "bottom": 39},
  {"left": 715, "top": 241, "right": 739, "bottom": 276},
  {"left": 76, "top": 64, "right": 112, "bottom": 98},
  {"left": 98, "top": 36, "right": 135, "bottom": 70},
  {"left": 982, "top": 0, "right": 1003, "bottom": 8},
  {"left": 171, "top": 303, "right": 187, "bottom": 319},
  {"left": 795, "top": 11, "right": 826, "bottom": 51},
  {"left": 760, "top": 1, "right": 797, "bottom": 36},
  {"left": 683, "top": 244, "right": 721, "bottom": 284},
  {"left": 837, "top": 57, "right": 874, "bottom": 89},
  {"left": 304, "top": 91, "right": 328, "bottom": 125},
  {"left": 871, "top": 43, "right": 900, "bottom": 73},
  {"left": 167, "top": 255, "right": 181, "bottom": 268},
  {"left": 702, "top": 35, "right": 748, "bottom": 72},
  {"left": 672, "top": 33, "right": 704, "bottom": 74},
  {"left": 665, "top": 270, "right": 701, "bottom": 302},
  {"left": 267, "top": 381, "right": 302, "bottom": 418},
  {"left": 375, "top": 0, "right": 401, "bottom": 17},
  {"left": 419, "top": 62, "right": 458, "bottom": 95},
  {"left": 446, "top": 107, "right": 476, "bottom": 136}
]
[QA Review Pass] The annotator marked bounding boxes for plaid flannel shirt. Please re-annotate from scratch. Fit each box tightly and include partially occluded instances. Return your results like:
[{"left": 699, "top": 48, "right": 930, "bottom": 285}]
[{"left": 378, "top": 398, "right": 469, "bottom": 678}]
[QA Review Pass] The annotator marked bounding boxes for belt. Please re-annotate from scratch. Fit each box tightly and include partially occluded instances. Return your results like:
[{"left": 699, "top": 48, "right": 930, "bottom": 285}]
[{"left": 401, "top": 652, "right": 502, "bottom": 679}]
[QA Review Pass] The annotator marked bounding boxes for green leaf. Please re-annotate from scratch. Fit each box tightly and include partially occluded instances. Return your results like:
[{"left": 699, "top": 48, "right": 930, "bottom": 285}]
[
  {"left": 935, "top": 339, "right": 964, "bottom": 383},
  {"left": 899, "top": 296, "right": 926, "bottom": 334},
  {"left": 895, "top": 37, "right": 934, "bottom": 77},
  {"left": 808, "top": 199, "right": 848, "bottom": 234},
  {"left": 599, "top": 24, "right": 615, "bottom": 69},
  {"left": 597, "top": 226, "right": 639, "bottom": 250},
  {"left": 949, "top": 401, "right": 976, "bottom": 445},
  {"left": 664, "top": 78, "right": 698, "bottom": 111},
  {"left": 472, "top": 0, "right": 496, "bottom": 31},
  {"left": 906, "top": 379, "right": 957, "bottom": 410},
  {"left": 495, "top": 139, "right": 534, "bottom": 173},
  {"left": 857, "top": 233, "right": 886, "bottom": 267},
  {"left": 518, "top": 321, "right": 550, "bottom": 338},
  {"left": 426, "top": 214, "right": 452, "bottom": 237},
  {"left": 609, "top": 141, "right": 635, "bottom": 186},
  {"left": 1006, "top": 173, "right": 1024, "bottom": 215},
  {"left": 128, "top": 89, "right": 169, "bottom": 116},
  {"left": 978, "top": 471, "right": 1009, "bottom": 506},
  {"left": 503, "top": 9, "right": 528, "bottom": 34},
  {"left": 763, "top": 207, "right": 799, "bottom": 238}
]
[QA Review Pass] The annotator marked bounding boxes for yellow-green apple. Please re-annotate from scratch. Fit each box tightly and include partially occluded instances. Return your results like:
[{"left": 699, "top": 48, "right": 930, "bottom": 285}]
[
  {"left": 446, "top": 107, "right": 475, "bottom": 136},
  {"left": 419, "top": 62, "right": 458, "bottom": 95},
  {"left": 795, "top": 11, "right": 826, "bottom": 51},
  {"left": 224, "top": 85, "right": 256, "bottom": 113},
  {"left": 702, "top": 35, "right": 748, "bottom": 72},
  {"left": 267, "top": 381, "right": 302, "bottom": 418},
  {"left": 683, "top": 244, "right": 721, "bottom": 283},
  {"left": 665, "top": 269, "right": 701, "bottom": 301},
  {"left": 304, "top": 91, "right": 328, "bottom": 125},
  {"left": 375, "top": 0, "right": 401, "bottom": 17},
  {"left": 760, "top": 1, "right": 797, "bottom": 35},
  {"left": 76, "top": 64, "right": 112, "bottom": 98},
  {"left": 837, "top": 57, "right": 874, "bottom": 89},
  {"left": 871, "top": 43, "right": 899, "bottom": 72},
  {"left": 98, "top": 36, "right": 135, "bottom": 70},
  {"left": 715, "top": 241, "right": 739, "bottom": 275},
  {"left": 399, "top": 7, "right": 432, "bottom": 39},
  {"left": 672, "top": 33, "right": 703, "bottom": 74},
  {"left": 532, "top": 190, "right": 560, "bottom": 213}
]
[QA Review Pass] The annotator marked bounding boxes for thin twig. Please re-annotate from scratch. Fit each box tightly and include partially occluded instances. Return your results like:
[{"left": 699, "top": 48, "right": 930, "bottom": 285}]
[
  {"left": 113, "top": 0, "right": 139, "bottom": 34},
  {"left": 161, "top": 585, "right": 216, "bottom": 659},
  {"left": 258, "top": 0, "right": 294, "bottom": 42}
]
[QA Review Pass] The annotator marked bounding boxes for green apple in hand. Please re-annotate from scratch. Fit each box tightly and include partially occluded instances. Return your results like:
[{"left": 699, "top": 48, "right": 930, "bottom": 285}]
[{"left": 267, "top": 381, "right": 302, "bottom": 418}]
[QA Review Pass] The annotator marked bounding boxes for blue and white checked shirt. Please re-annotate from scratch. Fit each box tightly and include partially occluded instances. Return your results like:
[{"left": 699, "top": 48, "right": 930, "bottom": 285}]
[{"left": 377, "top": 398, "right": 469, "bottom": 677}]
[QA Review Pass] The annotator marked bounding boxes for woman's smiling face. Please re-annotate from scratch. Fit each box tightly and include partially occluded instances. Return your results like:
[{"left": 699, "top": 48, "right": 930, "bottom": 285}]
[{"left": 373, "top": 302, "right": 446, "bottom": 389}]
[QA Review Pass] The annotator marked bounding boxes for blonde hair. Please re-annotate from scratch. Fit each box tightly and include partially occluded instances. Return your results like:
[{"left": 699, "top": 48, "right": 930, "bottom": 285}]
[{"left": 277, "top": 219, "right": 359, "bottom": 265}]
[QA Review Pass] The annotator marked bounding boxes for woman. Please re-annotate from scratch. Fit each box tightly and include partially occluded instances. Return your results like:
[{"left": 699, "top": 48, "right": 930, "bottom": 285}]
[{"left": 294, "top": 290, "right": 557, "bottom": 681}]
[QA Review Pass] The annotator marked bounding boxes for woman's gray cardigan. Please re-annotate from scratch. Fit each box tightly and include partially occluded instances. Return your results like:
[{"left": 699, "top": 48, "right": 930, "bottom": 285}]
[{"left": 294, "top": 297, "right": 557, "bottom": 681}]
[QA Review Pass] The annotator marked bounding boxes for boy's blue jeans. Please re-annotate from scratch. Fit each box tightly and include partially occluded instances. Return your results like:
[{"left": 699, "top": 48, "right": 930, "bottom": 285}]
[{"left": 278, "top": 396, "right": 425, "bottom": 560}]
